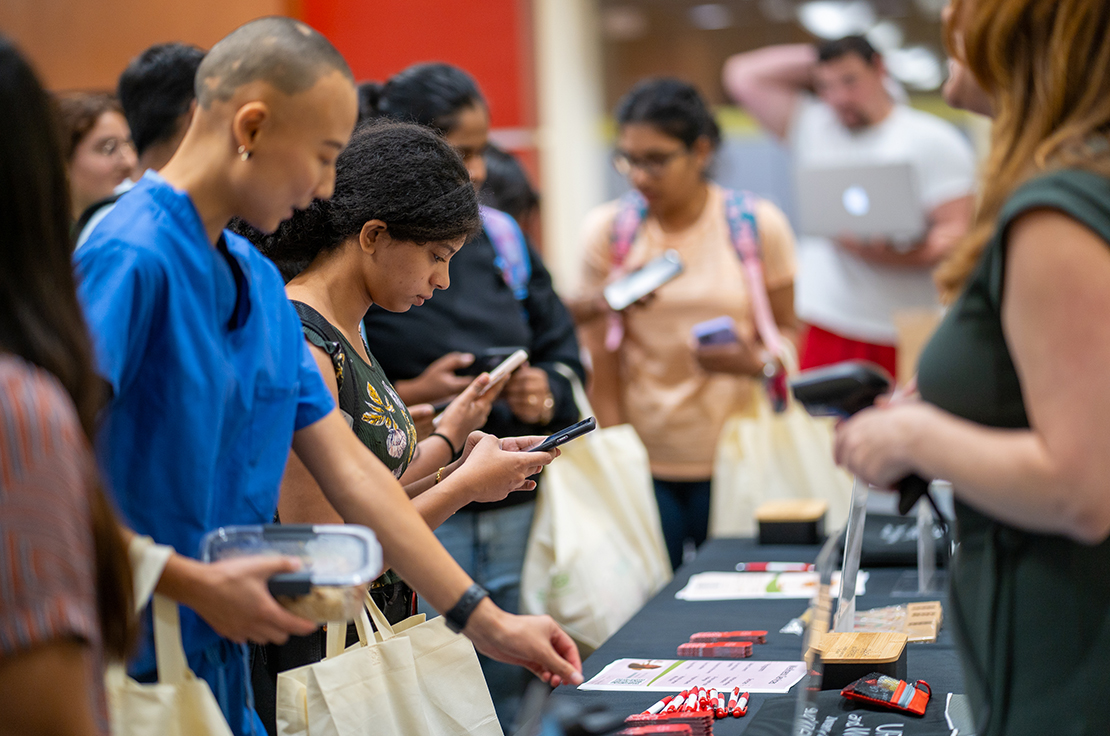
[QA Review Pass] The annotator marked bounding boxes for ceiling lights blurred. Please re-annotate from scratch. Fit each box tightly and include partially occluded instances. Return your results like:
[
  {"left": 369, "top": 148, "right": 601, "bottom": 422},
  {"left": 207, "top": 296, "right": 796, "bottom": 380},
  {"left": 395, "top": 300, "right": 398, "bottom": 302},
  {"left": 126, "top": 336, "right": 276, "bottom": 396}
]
[
  {"left": 884, "top": 45, "right": 944, "bottom": 89},
  {"left": 796, "top": 1, "right": 876, "bottom": 39}
]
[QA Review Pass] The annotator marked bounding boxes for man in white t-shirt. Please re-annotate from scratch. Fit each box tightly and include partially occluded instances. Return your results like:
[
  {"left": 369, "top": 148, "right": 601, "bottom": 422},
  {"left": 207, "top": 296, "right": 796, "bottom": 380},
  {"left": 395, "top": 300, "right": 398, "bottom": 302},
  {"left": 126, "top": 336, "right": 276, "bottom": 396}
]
[{"left": 723, "top": 36, "right": 975, "bottom": 377}]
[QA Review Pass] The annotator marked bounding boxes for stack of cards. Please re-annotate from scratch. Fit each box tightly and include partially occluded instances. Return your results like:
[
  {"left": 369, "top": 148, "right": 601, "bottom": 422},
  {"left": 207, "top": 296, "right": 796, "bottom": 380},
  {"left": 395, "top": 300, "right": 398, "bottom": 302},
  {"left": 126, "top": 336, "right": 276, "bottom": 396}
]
[
  {"left": 625, "top": 711, "right": 715, "bottom": 736},
  {"left": 617, "top": 726, "right": 694, "bottom": 736},
  {"left": 678, "top": 629, "right": 767, "bottom": 657},
  {"left": 677, "top": 641, "right": 753, "bottom": 658},
  {"left": 688, "top": 630, "right": 768, "bottom": 644}
]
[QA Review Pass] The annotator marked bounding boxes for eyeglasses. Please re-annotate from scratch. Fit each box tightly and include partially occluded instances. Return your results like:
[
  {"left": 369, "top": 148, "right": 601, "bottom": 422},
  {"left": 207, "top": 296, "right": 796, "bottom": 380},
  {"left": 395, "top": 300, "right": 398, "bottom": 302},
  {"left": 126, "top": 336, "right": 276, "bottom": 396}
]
[
  {"left": 612, "top": 149, "right": 686, "bottom": 178},
  {"left": 92, "top": 137, "right": 135, "bottom": 158}
]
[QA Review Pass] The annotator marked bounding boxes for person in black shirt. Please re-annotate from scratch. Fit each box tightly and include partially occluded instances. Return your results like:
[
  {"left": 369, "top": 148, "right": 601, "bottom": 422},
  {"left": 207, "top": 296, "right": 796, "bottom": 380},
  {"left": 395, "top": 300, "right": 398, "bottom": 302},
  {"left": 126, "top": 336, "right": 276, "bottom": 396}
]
[{"left": 360, "top": 63, "right": 583, "bottom": 731}]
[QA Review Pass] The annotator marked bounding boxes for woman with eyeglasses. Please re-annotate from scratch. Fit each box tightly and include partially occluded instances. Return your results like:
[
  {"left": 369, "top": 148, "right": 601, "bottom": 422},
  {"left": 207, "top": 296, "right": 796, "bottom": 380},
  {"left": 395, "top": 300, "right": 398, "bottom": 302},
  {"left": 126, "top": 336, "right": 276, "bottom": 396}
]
[
  {"left": 575, "top": 78, "right": 797, "bottom": 571},
  {"left": 55, "top": 92, "right": 136, "bottom": 226}
]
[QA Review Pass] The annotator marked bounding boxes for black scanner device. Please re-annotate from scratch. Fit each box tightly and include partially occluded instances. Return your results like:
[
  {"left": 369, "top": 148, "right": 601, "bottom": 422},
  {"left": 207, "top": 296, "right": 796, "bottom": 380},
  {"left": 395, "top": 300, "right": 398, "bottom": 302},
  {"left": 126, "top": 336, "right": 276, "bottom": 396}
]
[{"left": 789, "top": 360, "right": 932, "bottom": 516}]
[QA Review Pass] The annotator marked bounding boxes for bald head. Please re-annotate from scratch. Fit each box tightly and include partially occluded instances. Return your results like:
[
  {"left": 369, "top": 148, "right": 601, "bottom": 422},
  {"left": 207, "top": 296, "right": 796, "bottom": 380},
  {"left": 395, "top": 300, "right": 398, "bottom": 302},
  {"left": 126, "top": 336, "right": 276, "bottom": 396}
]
[{"left": 196, "top": 17, "right": 352, "bottom": 109}]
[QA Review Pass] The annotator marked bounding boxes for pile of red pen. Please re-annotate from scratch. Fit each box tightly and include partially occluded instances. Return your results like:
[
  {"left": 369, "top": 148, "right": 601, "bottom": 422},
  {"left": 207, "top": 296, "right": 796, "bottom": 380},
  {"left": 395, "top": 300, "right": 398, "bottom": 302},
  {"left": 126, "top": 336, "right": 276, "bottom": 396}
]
[{"left": 630, "top": 688, "right": 750, "bottom": 732}]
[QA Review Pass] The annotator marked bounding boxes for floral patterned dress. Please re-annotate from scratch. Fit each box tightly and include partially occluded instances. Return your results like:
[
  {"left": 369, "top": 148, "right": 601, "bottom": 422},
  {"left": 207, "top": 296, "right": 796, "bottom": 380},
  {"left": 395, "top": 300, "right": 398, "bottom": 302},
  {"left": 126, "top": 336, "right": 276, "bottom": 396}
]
[
  {"left": 294, "top": 302, "right": 418, "bottom": 478},
  {"left": 291, "top": 301, "right": 418, "bottom": 615}
]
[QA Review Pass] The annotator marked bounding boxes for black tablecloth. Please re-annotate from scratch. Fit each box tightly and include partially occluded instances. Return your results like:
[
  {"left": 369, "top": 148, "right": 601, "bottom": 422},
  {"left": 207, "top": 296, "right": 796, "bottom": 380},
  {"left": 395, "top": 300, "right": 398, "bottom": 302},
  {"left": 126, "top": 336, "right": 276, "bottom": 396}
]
[{"left": 552, "top": 537, "right": 964, "bottom": 734}]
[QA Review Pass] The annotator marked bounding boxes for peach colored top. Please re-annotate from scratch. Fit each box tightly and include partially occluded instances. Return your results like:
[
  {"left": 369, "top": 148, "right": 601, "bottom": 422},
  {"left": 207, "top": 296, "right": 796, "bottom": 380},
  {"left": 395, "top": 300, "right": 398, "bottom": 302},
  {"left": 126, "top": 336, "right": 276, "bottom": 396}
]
[{"left": 579, "top": 184, "right": 796, "bottom": 480}]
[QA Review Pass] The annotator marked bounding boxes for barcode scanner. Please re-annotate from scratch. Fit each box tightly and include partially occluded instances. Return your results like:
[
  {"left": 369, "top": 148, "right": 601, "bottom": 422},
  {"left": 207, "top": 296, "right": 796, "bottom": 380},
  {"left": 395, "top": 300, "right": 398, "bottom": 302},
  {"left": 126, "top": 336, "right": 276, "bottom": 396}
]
[{"left": 788, "top": 361, "right": 933, "bottom": 516}]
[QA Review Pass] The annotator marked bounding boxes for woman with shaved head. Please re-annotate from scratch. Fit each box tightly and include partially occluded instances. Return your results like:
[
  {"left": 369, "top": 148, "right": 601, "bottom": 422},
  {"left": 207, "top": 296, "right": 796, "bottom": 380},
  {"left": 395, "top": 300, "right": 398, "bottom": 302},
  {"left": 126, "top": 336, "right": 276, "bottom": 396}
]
[{"left": 74, "top": 17, "right": 580, "bottom": 734}]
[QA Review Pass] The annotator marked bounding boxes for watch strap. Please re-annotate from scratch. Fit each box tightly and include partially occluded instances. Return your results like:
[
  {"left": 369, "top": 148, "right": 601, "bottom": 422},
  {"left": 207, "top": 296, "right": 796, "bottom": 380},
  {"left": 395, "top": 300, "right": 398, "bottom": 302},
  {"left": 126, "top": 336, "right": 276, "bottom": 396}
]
[{"left": 444, "top": 583, "right": 489, "bottom": 633}]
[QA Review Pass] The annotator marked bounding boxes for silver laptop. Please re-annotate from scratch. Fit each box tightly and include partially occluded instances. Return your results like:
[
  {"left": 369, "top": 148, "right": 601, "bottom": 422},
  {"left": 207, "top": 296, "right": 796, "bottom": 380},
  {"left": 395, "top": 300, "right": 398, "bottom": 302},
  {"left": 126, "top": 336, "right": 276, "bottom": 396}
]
[{"left": 796, "top": 162, "right": 925, "bottom": 244}]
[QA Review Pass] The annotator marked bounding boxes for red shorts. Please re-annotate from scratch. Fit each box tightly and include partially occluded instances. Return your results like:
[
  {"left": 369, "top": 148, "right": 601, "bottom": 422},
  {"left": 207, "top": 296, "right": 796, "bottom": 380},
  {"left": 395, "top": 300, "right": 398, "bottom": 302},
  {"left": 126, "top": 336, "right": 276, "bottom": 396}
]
[{"left": 799, "top": 323, "right": 897, "bottom": 379}]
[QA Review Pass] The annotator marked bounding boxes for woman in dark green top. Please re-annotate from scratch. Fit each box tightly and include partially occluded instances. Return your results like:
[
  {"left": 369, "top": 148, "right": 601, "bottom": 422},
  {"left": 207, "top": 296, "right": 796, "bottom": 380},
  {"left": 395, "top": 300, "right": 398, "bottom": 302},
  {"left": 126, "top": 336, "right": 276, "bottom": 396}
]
[
  {"left": 237, "top": 121, "right": 559, "bottom": 735},
  {"left": 835, "top": 2, "right": 1110, "bottom": 734}
]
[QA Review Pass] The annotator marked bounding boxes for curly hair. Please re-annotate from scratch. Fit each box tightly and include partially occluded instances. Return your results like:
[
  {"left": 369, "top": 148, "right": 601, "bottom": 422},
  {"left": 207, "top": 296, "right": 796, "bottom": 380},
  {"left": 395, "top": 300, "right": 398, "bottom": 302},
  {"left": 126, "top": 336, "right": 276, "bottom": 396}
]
[
  {"left": 616, "top": 77, "right": 721, "bottom": 150},
  {"left": 235, "top": 120, "right": 481, "bottom": 280}
]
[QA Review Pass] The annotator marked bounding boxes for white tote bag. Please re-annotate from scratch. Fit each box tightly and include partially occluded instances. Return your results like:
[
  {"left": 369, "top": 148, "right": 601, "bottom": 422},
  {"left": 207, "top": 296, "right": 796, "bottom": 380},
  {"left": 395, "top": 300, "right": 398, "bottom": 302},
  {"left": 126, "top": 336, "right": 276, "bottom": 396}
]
[
  {"left": 106, "top": 593, "right": 234, "bottom": 736},
  {"left": 521, "top": 366, "right": 672, "bottom": 651},
  {"left": 708, "top": 346, "right": 853, "bottom": 537},
  {"left": 708, "top": 196, "right": 853, "bottom": 537},
  {"left": 276, "top": 592, "right": 501, "bottom": 736}
]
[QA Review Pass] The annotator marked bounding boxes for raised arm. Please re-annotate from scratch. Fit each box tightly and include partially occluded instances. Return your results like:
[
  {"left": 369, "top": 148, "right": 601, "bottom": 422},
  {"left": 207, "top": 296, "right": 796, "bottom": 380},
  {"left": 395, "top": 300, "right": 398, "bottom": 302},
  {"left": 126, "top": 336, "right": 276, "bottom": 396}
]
[{"left": 722, "top": 44, "right": 817, "bottom": 140}]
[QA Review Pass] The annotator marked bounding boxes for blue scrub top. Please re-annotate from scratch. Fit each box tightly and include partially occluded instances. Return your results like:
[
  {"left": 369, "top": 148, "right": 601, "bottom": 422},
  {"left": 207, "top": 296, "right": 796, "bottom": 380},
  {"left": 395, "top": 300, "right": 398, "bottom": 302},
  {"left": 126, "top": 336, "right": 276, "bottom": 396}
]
[{"left": 75, "top": 172, "right": 335, "bottom": 673}]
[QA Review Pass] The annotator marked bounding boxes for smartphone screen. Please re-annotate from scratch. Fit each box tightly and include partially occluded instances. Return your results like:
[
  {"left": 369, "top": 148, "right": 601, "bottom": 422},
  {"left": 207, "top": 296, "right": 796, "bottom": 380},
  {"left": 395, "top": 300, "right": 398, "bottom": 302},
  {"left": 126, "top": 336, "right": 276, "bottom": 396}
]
[
  {"left": 525, "top": 417, "right": 597, "bottom": 453},
  {"left": 603, "top": 250, "right": 684, "bottom": 311},
  {"left": 477, "top": 349, "right": 529, "bottom": 396},
  {"left": 692, "top": 316, "right": 738, "bottom": 346}
]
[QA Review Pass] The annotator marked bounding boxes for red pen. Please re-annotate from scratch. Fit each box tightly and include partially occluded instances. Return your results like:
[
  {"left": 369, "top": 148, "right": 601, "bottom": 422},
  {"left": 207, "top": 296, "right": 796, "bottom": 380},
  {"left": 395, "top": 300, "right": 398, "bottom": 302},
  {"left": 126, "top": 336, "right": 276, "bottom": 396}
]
[
  {"left": 727, "top": 687, "right": 740, "bottom": 713},
  {"left": 715, "top": 691, "right": 727, "bottom": 718},
  {"left": 733, "top": 691, "right": 749, "bottom": 717},
  {"left": 662, "top": 691, "right": 686, "bottom": 713},
  {"left": 734, "top": 561, "right": 815, "bottom": 572},
  {"left": 642, "top": 695, "right": 674, "bottom": 715}
]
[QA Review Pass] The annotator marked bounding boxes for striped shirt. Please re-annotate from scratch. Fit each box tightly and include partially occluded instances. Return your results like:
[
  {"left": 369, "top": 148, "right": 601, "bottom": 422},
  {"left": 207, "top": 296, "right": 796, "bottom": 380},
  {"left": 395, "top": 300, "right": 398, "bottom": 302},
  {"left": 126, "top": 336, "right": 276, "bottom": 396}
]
[{"left": 0, "top": 354, "right": 106, "bottom": 731}]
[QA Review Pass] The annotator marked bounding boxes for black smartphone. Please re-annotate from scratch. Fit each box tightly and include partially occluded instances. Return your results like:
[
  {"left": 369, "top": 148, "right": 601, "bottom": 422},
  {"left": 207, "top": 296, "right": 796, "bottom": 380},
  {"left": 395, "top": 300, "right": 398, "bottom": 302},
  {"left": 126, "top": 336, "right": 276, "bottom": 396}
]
[
  {"left": 525, "top": 417, "right": 597, "bottom": 453},
  {"left": 431, "top": 399, "right": 452, "bottom": 414},
  {"left": 455, "top": 346, "right": 529, "bottom": 377}
]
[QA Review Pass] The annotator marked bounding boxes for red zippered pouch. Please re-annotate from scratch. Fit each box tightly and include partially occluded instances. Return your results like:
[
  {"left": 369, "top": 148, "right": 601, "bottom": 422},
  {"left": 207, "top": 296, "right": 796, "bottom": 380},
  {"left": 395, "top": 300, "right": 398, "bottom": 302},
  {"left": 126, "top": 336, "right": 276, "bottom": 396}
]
[{"left": 840, "top": 673, "right": 931, "bottom": 716}]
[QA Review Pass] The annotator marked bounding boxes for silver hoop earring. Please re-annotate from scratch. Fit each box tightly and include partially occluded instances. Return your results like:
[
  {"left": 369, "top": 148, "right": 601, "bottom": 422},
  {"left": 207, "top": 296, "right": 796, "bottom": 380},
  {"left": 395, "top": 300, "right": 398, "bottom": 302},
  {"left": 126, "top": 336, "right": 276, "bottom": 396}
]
[{"left": 238, "top": 145, "right": 251, "bottom": 162}]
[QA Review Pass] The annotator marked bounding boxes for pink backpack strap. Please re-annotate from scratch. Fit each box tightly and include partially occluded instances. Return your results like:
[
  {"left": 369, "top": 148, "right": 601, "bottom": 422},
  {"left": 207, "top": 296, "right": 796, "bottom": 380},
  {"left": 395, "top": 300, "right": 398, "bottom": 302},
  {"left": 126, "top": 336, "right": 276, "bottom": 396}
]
[
  {"left": 723, "top": 189, "right": 783, "bottom": 357},
  {"left": 605, "top": 191, "right": 650, "bottom": 351}
]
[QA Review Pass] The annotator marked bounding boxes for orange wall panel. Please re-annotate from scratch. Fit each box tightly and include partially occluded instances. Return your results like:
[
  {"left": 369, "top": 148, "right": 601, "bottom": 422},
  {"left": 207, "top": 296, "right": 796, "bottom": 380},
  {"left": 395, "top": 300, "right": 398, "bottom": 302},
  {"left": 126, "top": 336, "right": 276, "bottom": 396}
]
[{"left": 1, "top": 0, "right": 290, "bottom": 90}]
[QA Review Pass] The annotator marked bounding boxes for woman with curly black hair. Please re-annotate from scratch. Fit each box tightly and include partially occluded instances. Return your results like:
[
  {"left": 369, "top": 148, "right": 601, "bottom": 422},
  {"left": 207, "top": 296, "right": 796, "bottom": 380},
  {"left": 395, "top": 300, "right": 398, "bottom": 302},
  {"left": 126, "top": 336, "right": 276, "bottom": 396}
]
[{"left": 237, "top": 120, "right": 555, "bottom": 735}]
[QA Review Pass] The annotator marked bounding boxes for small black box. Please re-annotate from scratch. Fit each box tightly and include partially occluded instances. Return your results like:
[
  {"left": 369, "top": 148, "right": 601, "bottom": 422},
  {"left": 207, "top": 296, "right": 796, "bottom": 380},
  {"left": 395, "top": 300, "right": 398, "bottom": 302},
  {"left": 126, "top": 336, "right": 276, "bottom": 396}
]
[{"left": 756, "top": 499, "right": 827, "bottom": 545}]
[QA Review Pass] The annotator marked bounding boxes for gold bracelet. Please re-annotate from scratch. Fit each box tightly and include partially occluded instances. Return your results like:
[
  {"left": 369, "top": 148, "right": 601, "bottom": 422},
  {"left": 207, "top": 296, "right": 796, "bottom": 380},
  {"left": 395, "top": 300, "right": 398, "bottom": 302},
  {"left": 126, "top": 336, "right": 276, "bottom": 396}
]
[{"left": 435, "top": 466, "right": 446, "bottom": 485}]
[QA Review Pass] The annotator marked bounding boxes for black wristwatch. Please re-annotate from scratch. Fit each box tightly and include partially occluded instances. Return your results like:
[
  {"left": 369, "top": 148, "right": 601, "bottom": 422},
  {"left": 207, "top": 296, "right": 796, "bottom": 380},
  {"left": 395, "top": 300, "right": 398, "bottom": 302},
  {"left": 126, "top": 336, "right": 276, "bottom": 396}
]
[{"left": 444, "top": 583, "right": 489, "bottom": 633}]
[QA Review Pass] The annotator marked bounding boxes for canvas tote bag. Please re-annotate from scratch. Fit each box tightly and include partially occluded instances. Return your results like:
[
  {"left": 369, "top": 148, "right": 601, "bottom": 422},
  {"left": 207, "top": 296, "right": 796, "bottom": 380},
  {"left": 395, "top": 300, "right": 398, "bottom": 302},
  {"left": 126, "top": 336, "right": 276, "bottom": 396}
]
[
  {"left": 106, "top": 593, "right": 235, "bottom": 736},
  {"left": 708, "top": 194, "right": 853, "bottom": 537},
  {"left": 276, "top": 591, "right": 500, "bottom": 736},
  {"left": 107, "top": 535, "right": 233, "bottom": 736},
  {"left": 521, "top": 365, "right": 671, "bottom": 651}
]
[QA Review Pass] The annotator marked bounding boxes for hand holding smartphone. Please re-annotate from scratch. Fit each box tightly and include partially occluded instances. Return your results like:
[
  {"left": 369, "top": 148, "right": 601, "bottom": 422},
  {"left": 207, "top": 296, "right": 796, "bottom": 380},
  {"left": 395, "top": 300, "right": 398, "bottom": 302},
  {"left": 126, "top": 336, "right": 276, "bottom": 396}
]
[
  {"left": 691, "top": 316, "right": 739, "bottom": 346},
  {"left": 603, "top": 250, "right": 684, "bottom": 311},
  {"left": 476, "top": 349, "right": 529, "bottom": 397},
  {"left": 524, "top": 417, "right": 597, "bottom": 453}
]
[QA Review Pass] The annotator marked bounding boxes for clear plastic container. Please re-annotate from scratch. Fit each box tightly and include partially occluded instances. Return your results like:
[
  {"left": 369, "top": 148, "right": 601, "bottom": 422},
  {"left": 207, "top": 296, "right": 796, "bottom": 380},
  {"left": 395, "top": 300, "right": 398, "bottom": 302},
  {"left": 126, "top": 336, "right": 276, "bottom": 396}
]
[{"left": 201, "top": 524, "right": 383, "bottom": 622}]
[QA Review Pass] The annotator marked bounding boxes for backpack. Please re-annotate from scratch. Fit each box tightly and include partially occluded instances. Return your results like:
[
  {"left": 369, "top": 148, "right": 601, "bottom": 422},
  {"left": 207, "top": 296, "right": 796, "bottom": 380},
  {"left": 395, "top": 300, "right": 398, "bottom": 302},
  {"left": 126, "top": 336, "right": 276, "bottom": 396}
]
[
  {"left": 606, "top": 188, "right": 772, "bottom": 350},
  {"left": 480, "top": 205, "right": 532, "bottom": 304}
]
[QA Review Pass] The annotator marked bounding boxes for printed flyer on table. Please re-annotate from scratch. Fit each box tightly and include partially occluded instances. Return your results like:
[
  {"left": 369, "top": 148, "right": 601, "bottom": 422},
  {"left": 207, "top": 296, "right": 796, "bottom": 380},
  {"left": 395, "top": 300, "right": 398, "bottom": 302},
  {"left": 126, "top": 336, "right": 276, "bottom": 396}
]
[{"left": 579, "top": 658, "right": 807, "bottom": 693}]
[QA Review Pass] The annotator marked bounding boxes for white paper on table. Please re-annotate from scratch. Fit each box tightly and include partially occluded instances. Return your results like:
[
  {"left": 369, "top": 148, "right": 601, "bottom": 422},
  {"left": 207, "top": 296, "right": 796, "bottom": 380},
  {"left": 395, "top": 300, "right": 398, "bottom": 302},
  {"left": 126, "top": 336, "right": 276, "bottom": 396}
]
[
  {"left": 674, "top": 571, "right": 868, "bottom": 601},
  {"left": 578, "top": 658, "right": 807, "bottom": 693}
]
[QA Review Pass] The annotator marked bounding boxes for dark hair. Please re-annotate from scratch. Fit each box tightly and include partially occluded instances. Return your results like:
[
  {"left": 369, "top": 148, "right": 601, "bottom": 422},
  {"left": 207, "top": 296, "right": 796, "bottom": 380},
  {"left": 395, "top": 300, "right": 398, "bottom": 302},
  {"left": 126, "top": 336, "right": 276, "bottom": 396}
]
[
  {"left": 361, "top": 62, "right": 485, "bottom": 135},
  {"left": 195, "top": 16, "right": 353, "bottom": 108},
  {"left": 117, "top": 42, "right": 205, "bottom": 157},
  {"left": 237, "top": 120, "right": 481, "bottom": 280},
  {"left": 817, "top": 35, "right": 879, "bottom": 65},
  {"left": 616, "top": 78, "right": 721, "bottom": 149},
  {"left": 0, "top": 36, "right": 134, "bottom": 658},
  {"left": 55, "top": 91, "right": 123, "bottom": 161},
  {"left": 479, "top": 145, "right": 539, "bottom": 224}
]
